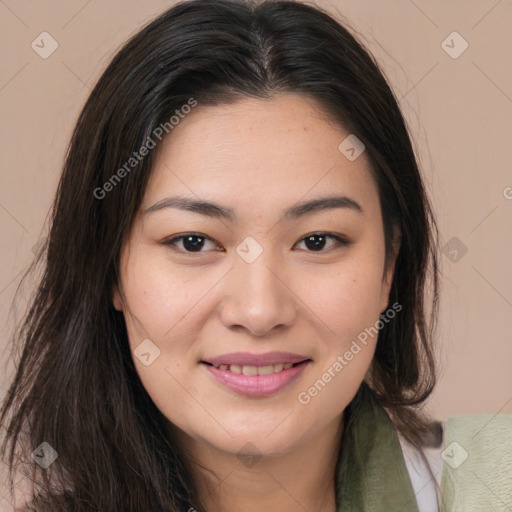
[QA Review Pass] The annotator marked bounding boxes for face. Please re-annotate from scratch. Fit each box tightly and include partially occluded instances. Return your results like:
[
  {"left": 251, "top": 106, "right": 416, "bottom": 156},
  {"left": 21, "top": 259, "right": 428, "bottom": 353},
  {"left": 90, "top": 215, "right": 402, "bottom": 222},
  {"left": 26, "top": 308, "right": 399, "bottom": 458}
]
[{"left": 113, "top": 93, "right": 399, "bottom": 460}]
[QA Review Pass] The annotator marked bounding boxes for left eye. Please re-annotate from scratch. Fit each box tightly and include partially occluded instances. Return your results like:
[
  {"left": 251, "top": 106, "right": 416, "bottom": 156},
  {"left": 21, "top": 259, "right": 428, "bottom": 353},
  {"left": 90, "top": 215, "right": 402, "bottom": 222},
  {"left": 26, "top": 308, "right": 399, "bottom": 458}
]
[
  {"left": 162, "top": 232, "right": 350, "bottom": 255},
  {"left": 295, "top": 233, "right": 350, "bottom": 252}
]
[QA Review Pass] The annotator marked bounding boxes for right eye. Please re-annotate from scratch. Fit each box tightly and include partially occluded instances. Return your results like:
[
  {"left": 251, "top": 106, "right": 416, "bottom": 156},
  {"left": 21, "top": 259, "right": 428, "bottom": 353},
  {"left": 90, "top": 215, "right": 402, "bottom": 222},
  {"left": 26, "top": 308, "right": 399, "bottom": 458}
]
[{"left": 161, "top": 233, "right": 223, "bottom": 255}]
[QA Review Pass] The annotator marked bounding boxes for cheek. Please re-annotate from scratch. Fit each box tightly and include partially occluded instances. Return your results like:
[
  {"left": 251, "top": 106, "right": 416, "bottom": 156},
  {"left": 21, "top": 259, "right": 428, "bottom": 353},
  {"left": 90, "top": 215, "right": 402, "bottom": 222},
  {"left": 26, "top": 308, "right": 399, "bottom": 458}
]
[
  {"left": 122, "top": 259, "right": 208, "bottom": 340},
  {"left": 121, "top": 261, "right": 204, "bottom": 413},
  {"left": 296, "top": 254, "right": 386, "bottom": 340}
]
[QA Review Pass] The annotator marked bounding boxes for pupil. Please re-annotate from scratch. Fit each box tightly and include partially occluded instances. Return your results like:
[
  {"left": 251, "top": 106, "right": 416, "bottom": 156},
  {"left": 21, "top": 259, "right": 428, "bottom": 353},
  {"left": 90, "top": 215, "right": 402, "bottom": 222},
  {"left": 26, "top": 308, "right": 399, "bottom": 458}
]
[
  {"left": 305, "top": 234, "right": 326, "bottom": 251},
  {"left": 183, "top": 235, "right": 204, "bottom": 252}
]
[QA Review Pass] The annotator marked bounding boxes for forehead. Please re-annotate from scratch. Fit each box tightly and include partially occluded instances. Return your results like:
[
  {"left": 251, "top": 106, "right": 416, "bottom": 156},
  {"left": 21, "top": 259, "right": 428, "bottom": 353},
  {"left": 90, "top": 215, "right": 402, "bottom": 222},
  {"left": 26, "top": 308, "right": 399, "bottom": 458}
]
[{"left": 143, "top": 93, "right": 379, "bottom": 219}]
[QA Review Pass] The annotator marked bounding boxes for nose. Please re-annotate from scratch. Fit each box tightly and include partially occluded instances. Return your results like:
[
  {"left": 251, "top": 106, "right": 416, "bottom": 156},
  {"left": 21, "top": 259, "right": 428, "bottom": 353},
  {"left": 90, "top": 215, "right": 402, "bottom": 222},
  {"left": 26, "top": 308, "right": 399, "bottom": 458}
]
[{"left": 219, "top": 249, "right": 298, "bottom": 336}]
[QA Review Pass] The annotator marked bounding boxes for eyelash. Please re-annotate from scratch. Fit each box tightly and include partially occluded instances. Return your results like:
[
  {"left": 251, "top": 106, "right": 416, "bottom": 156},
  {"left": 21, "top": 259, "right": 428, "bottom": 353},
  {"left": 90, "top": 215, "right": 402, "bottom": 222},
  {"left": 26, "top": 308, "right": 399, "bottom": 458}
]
[{"left": 162, "top": 232, "right": 351, "bottom": 256}]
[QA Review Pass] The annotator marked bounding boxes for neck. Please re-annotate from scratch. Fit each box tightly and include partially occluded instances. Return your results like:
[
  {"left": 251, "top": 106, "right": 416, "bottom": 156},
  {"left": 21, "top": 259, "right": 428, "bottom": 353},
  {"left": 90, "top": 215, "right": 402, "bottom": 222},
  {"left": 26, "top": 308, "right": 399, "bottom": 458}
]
[{"left": 172, "top": 415, "right": 344, "bottom": 512}]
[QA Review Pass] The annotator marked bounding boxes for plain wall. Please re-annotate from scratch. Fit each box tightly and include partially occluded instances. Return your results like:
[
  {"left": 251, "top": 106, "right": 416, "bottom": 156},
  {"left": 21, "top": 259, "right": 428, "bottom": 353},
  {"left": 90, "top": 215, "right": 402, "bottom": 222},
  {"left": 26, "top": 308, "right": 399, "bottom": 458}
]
[{"left": 1, "top": 0, "right": 511, "bottom": 507}]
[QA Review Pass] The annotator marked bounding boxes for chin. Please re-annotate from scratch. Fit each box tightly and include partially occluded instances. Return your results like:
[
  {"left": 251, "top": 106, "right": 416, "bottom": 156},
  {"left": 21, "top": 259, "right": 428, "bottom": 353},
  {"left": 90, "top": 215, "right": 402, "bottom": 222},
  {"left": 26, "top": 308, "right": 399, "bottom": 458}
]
[{"left": 202, "top": 428, "right": 299, "bottom": 459}]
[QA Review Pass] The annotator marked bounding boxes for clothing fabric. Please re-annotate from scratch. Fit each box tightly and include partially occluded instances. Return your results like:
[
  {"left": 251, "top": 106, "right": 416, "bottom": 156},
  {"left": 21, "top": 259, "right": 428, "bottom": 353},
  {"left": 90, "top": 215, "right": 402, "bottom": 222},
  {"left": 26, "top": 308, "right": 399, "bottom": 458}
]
[
  {"left": 335, "top": 383, "right": 422, "bottom": 511},
  {"left": 398, "top": 431, "right": 444, "bottom": 511},
  {"left": 335, "top": 383, "right": 512, "bottom": 511},
  {"left": 439, "top": 412, "right": 512, "bottom": 510}
]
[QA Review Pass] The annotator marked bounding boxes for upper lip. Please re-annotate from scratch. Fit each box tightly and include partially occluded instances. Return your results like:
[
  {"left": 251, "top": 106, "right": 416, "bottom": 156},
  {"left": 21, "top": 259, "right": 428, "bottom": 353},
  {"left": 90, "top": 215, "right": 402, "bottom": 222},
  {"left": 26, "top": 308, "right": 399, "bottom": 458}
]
[{"left": 201, "top": 351, "right": 311, "bottom": 367}]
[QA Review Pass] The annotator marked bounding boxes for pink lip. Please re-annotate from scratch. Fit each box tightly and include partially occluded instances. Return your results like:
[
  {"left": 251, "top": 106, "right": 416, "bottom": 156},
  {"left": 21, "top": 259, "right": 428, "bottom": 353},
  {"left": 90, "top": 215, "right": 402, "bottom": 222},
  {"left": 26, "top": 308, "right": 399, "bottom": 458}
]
[
  {"left": 201, "top": 351, "right": 310, "bottom": 367},
  {"left": 201, "top": 360, "right": 311, "bottom": 397}
]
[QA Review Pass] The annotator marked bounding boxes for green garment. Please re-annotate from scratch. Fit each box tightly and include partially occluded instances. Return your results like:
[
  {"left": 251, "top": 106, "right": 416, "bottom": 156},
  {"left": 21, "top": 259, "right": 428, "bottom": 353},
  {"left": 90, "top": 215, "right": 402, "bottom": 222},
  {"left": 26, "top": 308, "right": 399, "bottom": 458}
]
[{"left": 336, "top": 383, "right": 512, "bottom": 511}]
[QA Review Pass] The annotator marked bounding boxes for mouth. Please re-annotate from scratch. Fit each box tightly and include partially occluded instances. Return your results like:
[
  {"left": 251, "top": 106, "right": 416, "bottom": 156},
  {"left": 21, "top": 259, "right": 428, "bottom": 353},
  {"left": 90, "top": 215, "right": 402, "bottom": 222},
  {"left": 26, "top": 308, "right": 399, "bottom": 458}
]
[
  {"left": 200, "top": 360, "right": 311, "bottom": 375},
  {"left": 199, "top": 358, "right": 312, "bottom": 397}
]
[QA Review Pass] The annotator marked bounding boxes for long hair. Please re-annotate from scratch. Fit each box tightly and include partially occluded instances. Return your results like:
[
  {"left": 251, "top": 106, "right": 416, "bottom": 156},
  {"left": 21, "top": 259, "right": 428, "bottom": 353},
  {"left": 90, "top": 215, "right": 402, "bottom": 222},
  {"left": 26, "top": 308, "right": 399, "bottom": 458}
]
[{"left": 0, "top": 0, "right": 440, "bottom": 510}]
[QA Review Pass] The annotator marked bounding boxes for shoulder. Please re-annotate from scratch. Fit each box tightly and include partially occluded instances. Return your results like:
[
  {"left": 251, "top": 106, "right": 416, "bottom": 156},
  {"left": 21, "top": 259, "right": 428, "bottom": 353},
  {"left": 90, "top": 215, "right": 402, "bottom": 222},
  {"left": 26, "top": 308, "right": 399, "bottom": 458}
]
[
  {"left": 439, "top": 412, "right": 512, "bottom": 510},
  {"left": 399, "top": 413, "right": 512, "bottom": 512}
]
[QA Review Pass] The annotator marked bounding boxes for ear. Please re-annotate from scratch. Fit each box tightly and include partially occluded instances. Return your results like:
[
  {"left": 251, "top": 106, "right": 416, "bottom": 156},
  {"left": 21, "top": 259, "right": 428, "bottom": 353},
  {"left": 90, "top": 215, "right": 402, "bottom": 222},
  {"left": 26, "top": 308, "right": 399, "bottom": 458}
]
[
  {"left": 112, "top": 284, "right": 124, "bottom": 311},
  {"left": 380, "top": 225, "right": 401, "bottom": 314}
]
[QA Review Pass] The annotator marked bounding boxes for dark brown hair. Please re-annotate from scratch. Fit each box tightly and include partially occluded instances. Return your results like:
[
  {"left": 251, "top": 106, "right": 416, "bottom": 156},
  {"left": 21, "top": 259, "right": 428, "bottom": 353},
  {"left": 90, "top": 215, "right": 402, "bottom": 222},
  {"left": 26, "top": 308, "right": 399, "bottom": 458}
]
[{"left": 0, "top": 0, "right": 440, "bottom": 510}]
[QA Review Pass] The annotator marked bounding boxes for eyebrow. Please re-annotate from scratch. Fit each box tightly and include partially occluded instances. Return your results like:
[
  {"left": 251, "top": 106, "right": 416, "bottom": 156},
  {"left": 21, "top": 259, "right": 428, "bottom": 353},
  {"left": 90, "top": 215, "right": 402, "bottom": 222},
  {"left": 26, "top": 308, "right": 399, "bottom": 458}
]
[{"left": 144, "top": 194, "right": 364, "bottom": 220}]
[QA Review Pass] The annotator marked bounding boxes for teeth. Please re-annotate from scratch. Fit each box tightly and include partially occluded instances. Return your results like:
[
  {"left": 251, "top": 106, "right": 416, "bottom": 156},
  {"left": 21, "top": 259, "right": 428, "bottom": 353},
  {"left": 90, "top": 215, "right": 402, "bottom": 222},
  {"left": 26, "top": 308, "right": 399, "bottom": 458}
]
[
  {"left": 257, "top": 365, "right": 276, "bottom": 375},
  {"left": 212, "top": 362, "right": 298, "bottom": 374}
]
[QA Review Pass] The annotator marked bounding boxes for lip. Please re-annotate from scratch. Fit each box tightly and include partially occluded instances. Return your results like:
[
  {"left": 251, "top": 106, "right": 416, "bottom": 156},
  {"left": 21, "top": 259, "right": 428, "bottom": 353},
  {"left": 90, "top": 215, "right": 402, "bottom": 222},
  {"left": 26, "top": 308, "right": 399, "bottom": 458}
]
[
  {"left": 202, "top": 359, "right": 311, "bottom": 397},
  {"left": 201, "top": 351, "right": 310, "bottom": 367}
]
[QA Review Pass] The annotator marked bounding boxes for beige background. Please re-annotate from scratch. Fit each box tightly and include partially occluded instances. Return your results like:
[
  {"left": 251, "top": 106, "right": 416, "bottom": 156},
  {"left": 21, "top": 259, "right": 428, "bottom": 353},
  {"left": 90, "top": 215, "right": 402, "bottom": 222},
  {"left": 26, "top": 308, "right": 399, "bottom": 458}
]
[{"left": 1, "top": 0, "right": 511, "bottom": 506}]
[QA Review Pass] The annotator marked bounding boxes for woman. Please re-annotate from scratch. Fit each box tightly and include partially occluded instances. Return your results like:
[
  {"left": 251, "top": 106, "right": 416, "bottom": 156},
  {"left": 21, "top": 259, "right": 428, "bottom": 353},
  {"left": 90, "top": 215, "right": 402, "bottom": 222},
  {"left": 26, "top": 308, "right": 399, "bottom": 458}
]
[{"left": 1, "top": 0, "right": 510, "bottom": 511}]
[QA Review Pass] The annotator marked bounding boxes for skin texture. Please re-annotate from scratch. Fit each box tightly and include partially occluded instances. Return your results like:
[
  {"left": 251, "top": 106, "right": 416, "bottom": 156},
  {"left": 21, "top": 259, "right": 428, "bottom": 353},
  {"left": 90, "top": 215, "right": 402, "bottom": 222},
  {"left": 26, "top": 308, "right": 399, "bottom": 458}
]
[{"left": 113, "top": 93, "right": 400, "bottom": 512}]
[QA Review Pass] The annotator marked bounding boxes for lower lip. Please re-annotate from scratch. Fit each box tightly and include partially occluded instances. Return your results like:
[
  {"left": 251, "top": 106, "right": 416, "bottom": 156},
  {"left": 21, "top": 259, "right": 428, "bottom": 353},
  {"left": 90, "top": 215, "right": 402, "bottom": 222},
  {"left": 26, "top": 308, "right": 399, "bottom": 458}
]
[{"left": 202, "top": 361, "right": 311, "bottom": 397}]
